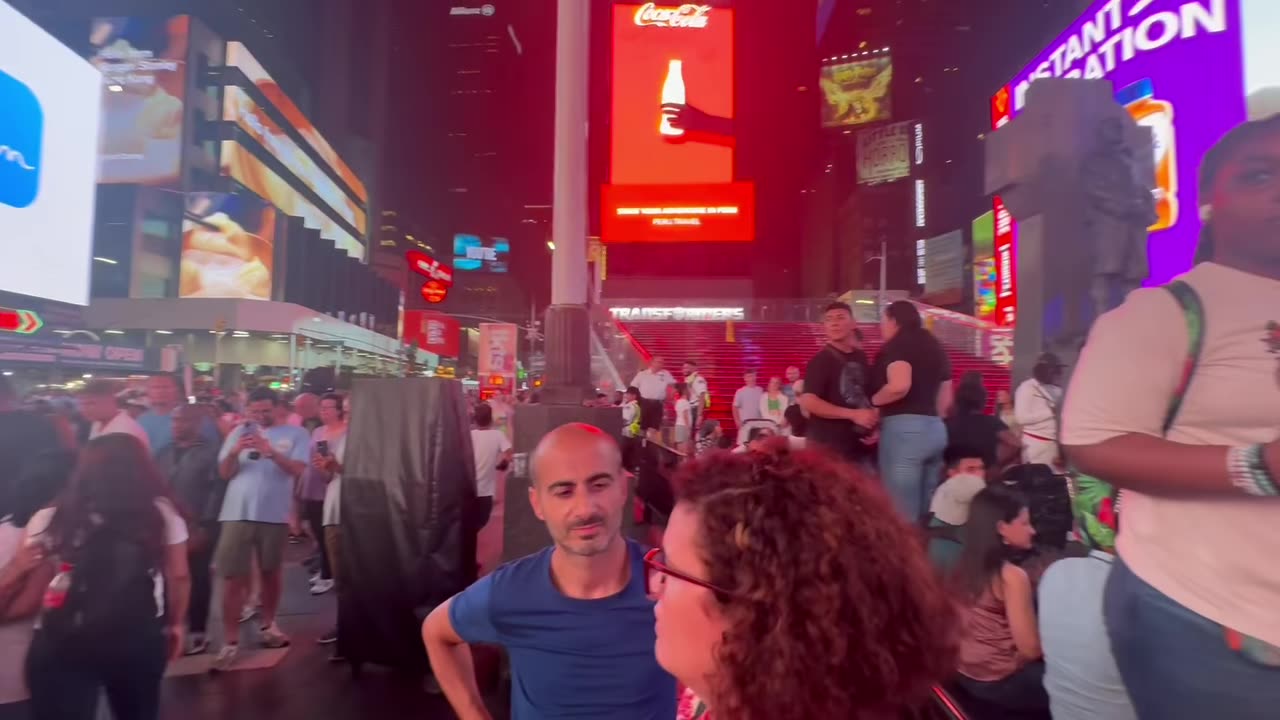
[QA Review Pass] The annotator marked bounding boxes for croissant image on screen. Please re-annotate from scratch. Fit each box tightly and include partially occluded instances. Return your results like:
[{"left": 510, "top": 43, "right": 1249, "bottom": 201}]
[{"left": 180, "top": 193, "right": 276, "bottom": 300}]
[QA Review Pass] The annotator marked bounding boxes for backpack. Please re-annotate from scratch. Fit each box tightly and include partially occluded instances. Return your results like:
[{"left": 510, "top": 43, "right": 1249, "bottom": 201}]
[
  {"left": 1066, "top": 280, "right": 1205, "bottom": 549},
  {"left": 37, "top": 523, "right": 161, "bottom": 644}
]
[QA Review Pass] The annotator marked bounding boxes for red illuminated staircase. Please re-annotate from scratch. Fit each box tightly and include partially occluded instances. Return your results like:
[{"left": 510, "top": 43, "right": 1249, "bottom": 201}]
[{"left": 619, "top": 321, "right": 1011, "bottom": 434}]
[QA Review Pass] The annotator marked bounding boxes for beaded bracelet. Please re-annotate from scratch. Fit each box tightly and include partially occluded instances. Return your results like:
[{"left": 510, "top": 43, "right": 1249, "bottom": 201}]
[{"left": 1227, "top": 445, "right": 1279, "bottom": 497}]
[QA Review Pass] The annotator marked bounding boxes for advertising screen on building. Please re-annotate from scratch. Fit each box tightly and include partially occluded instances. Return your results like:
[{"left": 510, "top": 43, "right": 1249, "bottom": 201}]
[
  {"left": 89, "top": 16, "right": 188, "bottom": 186},
  {"left": 971, "top": 211, "right": 997, "bottom": 323},
  {"left": 225, "top": 43, "right": 367, "bottom": 203},
  {"left": 857, "top": 121, "right": 911, "bottom": 185},
  {"left": 991, "top": 0, "right": 1280, "bottom": 324},
  {"left": 820, "top": 53, "right": 892, "bottom": 128},
  {"left": 453, "top": 234, "right": 510, "bottom": 273},
  {"left": 604, "top": 3, "right": 754, "bottom": 243},
  {"left": 179, "top": 192, "right": 276, "bottom": 300},
  {"left": 221, "top": 139, "right": 363, "bottom": 259},
  {"left": 0, "top": 1, "right": 102, "bottom": 306},
  {"left": 224, "top": 86, "right": 367, "bottom": 235}
]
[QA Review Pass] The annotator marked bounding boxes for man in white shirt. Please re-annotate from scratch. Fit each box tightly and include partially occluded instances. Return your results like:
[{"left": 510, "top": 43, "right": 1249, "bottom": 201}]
[
  {"left": 80, "top": 379, "right": 150, "bottom": 451},
  {"left": 470, "top": 402, "right": 511, "bottom": 530},
  {"left": 732, "top": 371, "right": 764, "bottom": 429},
  {"left": 630, "top": 357, "right": 674, "bottom": 434},
  {"left": 682, "top": 360, "right": 709, "bottom": 429},
  {"left": 1014, "top": 352, "right": 1064, "bottom": 466}
]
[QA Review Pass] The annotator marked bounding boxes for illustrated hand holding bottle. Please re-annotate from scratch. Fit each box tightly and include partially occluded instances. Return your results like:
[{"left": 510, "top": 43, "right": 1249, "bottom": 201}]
[{"left": 660, "top": 59, "right": 686, "bottom": 138}]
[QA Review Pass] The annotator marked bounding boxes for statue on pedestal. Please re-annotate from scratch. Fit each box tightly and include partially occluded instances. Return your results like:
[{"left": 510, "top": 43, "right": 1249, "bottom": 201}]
[{"left": 1083, "top": 117, "right": 1158, "bottom": 320}]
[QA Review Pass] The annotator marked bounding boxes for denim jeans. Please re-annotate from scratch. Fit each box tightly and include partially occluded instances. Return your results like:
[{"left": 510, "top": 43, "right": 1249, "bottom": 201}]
[
  {"left": 1105, "top": 558, "right": 1280, "bottom": 719},
  {"left": 878, "top": 414, "right": 947, "bottom": 521}
]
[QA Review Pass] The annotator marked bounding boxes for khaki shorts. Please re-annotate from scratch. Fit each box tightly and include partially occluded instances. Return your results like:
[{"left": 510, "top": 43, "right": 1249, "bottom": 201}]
[{"left": 215, "top": 521, "right": 288, "bottom": 578}]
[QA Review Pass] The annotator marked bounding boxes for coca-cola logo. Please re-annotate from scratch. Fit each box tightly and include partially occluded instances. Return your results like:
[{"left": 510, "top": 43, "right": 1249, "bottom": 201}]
[{"left": 634, "top": 3, "right": 712, "bottom": 29}]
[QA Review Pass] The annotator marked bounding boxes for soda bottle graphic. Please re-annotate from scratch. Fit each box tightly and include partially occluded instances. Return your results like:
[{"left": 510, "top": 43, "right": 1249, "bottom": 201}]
[
  {"left": 660, "top": 59, "right": 686, "bottom": 139},
  {"left": 1118, "top": 79, "right": 1178, "bottom": 231},
  {"left": 43, "top": 562, "right": 74, "bottom": 610}
]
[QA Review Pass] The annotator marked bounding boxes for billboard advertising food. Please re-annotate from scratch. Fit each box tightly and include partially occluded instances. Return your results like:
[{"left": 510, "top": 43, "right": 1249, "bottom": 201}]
[
  {"left": 453, "top": 234, "right": 510, "bottom": 273},
  {"left": 224, "top": 43, "right": 366, "bottom": 203},
  {"left": 857, "top": 121, "right": 911, "bottom": 185},
  {"left": 478, "top": 323, "right": 518, "bottom": 376},
  {"left": 604, "top": 3, "right": 754, "bottom": 243},
  {"left": 820, "top": 54, "right": 892, "bottom": 128},
  {"left": 992, "top": 0, "right": 1280, "bottom": 323},
  {"left": 179, "top": 192, "right": 277, "bottom": 300},
  {"left": 221, "top": 140, "right": 363, "bottom": 259},
  {"left": 224, "top": 86, "right": 367, "bottom": 235},
  {"left": 89, "top": 16, "right": 188, "bottom": 186},
  {"left": 1, "top": 1, "right": 102, "bottom": 306}
]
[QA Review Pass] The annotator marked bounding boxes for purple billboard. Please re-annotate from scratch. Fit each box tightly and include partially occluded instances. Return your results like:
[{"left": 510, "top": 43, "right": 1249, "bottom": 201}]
[{"left": 992, "top": 0, "right": 1280, "bottom": 293}]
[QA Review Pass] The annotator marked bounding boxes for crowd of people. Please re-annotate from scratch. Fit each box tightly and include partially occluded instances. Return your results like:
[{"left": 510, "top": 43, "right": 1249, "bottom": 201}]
[
  {"left": 428, "top": 110, "right": 1280, "bottom": 720},
  {"left": 0, "top": 374, "right": 353, "bottom": 719},
  {"left": 1, "top": 116, "right": 1277, "bottom": 720}
]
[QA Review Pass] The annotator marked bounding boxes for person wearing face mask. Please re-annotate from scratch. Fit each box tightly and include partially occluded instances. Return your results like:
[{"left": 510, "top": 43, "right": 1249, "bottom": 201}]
[
  {"left": 422, "top": 424, "right": 674, "bottom": 720},
  {"left": 1062, "top": 115, "right": 1280, "bottom": 718},
  {"left": 648, "top": 441, "right": 958, "bottom": 720},
  {"left": 951, "top": 484, "right": 1046, "bottom": 717}
]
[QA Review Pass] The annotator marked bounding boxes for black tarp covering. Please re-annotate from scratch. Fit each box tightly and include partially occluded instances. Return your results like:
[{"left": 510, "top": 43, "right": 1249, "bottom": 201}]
[{"left": 337, "top": 378, "right": 477, "bottom": 670}]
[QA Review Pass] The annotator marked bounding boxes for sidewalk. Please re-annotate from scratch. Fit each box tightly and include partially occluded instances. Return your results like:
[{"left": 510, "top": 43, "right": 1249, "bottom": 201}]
[{"left": 157, "top": 550, "right": 481, "bottom": 719}]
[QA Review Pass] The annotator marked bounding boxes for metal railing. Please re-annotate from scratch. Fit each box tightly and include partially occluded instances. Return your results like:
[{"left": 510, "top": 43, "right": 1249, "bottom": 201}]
[{"left": 591, "top": 293, "right": 1013, "bottom": 369}]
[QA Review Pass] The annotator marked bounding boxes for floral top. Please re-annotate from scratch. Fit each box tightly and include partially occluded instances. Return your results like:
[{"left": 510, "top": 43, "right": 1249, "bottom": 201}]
[{"left": 677, "top": 686, "right": 711, "bottom": 720}]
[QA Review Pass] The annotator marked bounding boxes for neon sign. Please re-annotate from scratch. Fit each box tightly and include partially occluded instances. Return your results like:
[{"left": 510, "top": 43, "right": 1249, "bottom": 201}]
[
  {"left": 634, "top": 3, "right": 712, "bottom": 28},
  {"left": 406, "top": 251, "right": 453, "bottom": 286},
  {"left": 610, "top": 306, "right": 745, "bottom": 321}
]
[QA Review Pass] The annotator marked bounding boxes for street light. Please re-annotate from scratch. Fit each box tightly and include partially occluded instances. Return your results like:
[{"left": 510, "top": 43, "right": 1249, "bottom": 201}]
[{"left": 864, "top": 240, "right": 887, "bottom": 318}]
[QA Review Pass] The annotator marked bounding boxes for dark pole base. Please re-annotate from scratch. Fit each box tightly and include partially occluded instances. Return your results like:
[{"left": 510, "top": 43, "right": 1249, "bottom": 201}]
[{"left": 540, "top": 303, "right": 593, "bottom": 406}]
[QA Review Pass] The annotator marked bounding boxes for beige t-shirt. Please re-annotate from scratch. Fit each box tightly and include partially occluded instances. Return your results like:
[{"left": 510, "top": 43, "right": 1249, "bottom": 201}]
[{"left": 1061, "top": 262, "right": 1280, "bottom": 646}]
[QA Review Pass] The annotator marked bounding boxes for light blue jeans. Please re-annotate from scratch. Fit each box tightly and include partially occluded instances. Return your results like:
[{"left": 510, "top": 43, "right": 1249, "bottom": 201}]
[
  {"left": 1105, "top": 558, "right": 1280, "bottom": 719},
  {"left": 877, "top": 414, "right": 947, "bottom": 521}
]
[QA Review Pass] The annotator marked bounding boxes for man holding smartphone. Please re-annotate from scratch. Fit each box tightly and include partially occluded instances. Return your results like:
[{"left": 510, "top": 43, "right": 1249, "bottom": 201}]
[{"left": 213, "top": 388, "right": 310, "bottom": 671}]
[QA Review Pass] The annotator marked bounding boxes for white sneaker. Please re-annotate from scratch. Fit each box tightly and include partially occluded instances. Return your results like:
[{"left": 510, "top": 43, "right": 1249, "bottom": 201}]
[
  {"left": 259, "top": 622, "right": 291, "bottom": 649},
  {"left": 212, "top": 644, "right": 239, "bottom": 672},
  {"left": 239, "top": 604, "right": 259, "bottom": 624},
  {"left": 310, "top": 578, "right": 334, "bottom": 595}
]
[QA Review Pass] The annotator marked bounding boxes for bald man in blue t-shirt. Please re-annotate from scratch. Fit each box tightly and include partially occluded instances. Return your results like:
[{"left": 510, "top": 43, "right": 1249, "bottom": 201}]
[{"left": 422, "top": 423, "right": 674, "bottom": 720}]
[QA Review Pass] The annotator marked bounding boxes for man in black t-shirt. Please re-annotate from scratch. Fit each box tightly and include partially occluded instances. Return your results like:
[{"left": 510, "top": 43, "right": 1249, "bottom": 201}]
[{"left": 799, "top": 302, "right": 879, "bottom": 463}]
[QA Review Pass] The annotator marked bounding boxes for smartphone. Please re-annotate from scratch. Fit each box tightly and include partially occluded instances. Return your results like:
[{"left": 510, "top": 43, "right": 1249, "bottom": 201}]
[
  {"left": 244, "top": 422, "right": 261, "bottom": 460},
  {"left": 316, "top": 440, "right": 330, "bottom": 457}
]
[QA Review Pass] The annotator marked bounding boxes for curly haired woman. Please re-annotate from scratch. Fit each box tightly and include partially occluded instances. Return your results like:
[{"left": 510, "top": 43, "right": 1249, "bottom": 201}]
[{"left": 647, "top": 439, "right": 959, "bottom": 720}]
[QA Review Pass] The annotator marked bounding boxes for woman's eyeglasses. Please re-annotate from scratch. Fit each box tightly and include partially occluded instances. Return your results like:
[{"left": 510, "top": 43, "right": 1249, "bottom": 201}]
[{"left": 643, "top": 547, "right": 735, "bottom": 601}]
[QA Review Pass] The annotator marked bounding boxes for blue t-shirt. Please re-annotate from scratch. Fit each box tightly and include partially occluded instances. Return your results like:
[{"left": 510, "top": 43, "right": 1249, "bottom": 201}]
[
  {"left": 450, "top": 539, "right": 675, "bottom": 720},
  {"left": 217, "top": 423, "right": 311, "bottom": 524}
]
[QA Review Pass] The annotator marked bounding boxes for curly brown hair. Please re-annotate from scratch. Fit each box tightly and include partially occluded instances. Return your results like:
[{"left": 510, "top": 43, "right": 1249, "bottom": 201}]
[{"left": 673, "top": 440, "right": 959, "bottom": 720}]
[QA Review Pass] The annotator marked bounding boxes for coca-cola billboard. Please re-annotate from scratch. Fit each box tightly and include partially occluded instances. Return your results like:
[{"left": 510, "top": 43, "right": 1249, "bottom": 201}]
[
  {"left": 605, "top": 3, "right": 753, "bottom": 243},
  {"left": 633, "top": 3, "right": 712, "bottom": 29}
]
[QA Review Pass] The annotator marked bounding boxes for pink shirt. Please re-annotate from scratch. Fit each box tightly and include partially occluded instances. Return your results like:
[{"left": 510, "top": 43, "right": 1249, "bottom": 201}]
[{"left": 1062, "top": 262, "right": 1280, "bottom": 646}]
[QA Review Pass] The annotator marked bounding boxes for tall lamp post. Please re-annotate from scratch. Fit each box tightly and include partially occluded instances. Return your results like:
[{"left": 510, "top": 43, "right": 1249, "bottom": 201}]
[{"left": 539, "top": 0, "right": 592, "bottom": 403}]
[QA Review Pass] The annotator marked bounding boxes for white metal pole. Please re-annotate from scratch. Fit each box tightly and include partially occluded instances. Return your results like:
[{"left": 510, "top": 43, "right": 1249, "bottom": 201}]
[{"left": 549, "top": 0, "right": 589, "bottom": 307}]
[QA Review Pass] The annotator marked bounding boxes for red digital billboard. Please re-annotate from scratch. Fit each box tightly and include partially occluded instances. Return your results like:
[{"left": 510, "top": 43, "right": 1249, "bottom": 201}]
[{"left": 604, "top": 2, "right": 753, "bottom": 243}]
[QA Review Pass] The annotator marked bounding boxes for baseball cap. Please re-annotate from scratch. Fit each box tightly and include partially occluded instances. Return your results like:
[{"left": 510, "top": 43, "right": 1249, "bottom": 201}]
[{"left": 930, "top": 473, "right": 987, "bottom": 526}]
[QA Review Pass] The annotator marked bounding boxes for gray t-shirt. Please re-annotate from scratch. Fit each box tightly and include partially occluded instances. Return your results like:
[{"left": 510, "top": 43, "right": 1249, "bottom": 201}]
[
  {"left": 733, "top": 385, "right": 764, "bottom": 422},
  {"left": 1039, "top": 552, "right": 1136, "bottom": 720},
  {"left": 218, "top": 423, "right": 311, "bottom": 524}
]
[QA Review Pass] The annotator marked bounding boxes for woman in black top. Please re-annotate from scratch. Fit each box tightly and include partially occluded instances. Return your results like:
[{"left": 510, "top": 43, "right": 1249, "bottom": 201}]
[
  {"left": 946, "top": 374, "right": 1022, "bottom": 476},
  {"left": 871, "top": 301, "right": 953, "bottom": 521}
]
